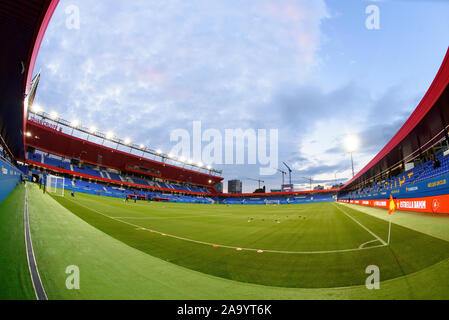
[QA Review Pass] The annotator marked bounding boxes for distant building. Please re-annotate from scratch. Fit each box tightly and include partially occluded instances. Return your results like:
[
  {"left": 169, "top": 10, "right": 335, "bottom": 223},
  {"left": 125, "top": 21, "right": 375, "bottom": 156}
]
[
  {"left": 228, "top": 179, "right": 242, "bottom": 193},
  {"left": 214, "top": 182, "right": 223, "bottom": 193}
]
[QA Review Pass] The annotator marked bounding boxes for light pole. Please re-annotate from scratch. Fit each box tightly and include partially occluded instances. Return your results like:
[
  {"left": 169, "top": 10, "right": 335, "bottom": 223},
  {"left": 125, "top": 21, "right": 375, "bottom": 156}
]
[
  {"left": 344, "top": 134, "right": 360, "bottom": 178},
  {"left": 350, "top": 152, "right": 354, "bottom": 177}
]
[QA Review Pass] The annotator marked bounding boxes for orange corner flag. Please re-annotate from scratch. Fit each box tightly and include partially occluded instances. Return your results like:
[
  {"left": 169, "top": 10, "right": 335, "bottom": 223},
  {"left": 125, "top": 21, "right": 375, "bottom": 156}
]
[{"left": 388, "top": 195, "right": 396, "bottom": 215}]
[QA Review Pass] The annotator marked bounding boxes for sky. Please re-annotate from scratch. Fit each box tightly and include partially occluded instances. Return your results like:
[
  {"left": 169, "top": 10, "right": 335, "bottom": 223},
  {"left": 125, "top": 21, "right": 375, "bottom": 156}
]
[{"left": 33, "top": 0, "right": 449, "bottom": 192}]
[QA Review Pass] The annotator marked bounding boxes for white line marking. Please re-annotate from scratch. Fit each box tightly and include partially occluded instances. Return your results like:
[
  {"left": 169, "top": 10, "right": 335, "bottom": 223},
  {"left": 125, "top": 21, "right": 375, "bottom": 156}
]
[
  {"left": 334, "top": 203, "right": 387, "bottom": 245},
  {"left": 359, "top": 239, "right": 382, "bottom": 249},
  {"left": 24, "top": 183, "right": 48, "bottom": 300},
  {"left": 64, "top": 197, "right": 387, "bottom": 255}
]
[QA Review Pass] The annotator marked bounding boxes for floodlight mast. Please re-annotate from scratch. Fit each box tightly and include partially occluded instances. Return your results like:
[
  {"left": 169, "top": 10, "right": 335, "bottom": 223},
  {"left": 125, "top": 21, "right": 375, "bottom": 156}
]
[
  {"left": 350, "top": 152, "right": 355, "bottom": 177},
  {"left": 343, "top": 134, "right": 360, "bottom": 178}
]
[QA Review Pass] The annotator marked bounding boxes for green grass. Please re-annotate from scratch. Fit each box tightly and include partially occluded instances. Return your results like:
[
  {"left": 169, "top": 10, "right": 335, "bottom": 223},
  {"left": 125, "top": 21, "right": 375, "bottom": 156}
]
[
  {"left": 48, "top": 188, "right": 449, "bottom": 289},
  {"left": 342, "top": 203, "right": 449, "bottom": 242},
  {"left": 0, "top": 184, "right": 35, "bottom": 300},
  {"left": 25, "top": 184, "right": 449, "bottom": 299}
]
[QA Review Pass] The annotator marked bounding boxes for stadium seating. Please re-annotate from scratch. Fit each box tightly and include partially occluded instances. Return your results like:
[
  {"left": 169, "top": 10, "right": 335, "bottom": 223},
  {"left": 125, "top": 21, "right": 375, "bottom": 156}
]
[
  {"left": 342, "top": 152, "right": 449, "bottom": 200},
  {"left": 43, "top": 156, "right": 71, "bottom": 170},
  {"left": 108, "top": 172, "right": 122, "bottom": 181},
  {"left": 73, "top": 165, "right": 102, "bottom": 178},
  {"left": 131, "top": 177, "right": 149, "bottom": 186},
  {"left": 25, "top": 150, "right": 219, "bottom": 201}
]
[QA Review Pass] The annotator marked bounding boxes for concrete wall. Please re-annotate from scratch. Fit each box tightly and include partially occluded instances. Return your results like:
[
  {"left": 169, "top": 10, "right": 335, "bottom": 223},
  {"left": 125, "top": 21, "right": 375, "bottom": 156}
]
[{"left": 0, "top": 157, "right": 21, "bottom": 203}]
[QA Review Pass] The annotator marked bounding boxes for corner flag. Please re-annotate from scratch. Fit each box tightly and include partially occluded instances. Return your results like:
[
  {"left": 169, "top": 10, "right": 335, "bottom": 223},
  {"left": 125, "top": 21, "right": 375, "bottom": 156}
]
[
  {"left": 388, "top": 195, "right": 396, "bottom": 215},
  {"left": 387, "top": 195, "right": 395, "bottom": 245}
]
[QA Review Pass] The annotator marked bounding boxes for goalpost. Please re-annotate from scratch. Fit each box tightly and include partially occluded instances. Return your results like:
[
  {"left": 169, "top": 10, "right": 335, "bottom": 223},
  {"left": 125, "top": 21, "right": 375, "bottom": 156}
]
[{"left": 46, "top": 174, "right": 65, "bottom": 196}]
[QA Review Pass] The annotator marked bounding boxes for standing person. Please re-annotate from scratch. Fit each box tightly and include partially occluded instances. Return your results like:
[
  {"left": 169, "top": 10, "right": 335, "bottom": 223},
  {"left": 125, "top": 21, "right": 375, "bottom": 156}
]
[
  {"left": 43, "top": 171, "right": 47, "bottom": 194},
  {"left": 38, "top": 172, "right": 42, "bottom": 189}
]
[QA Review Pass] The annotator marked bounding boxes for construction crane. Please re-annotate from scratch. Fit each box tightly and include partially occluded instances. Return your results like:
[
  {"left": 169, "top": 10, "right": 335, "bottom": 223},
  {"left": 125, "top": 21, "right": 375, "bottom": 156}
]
[
  {"left": 277, "top": 168, "right": 287, "bottom": 186},
  {"left": 283, "top": 162, "right": 293, "bottom": 185},
  {"left": 299, "top": 176, "right": 313, "bottom": 190},
  {"left": 246, "top": 177, "right": 265, "bottom": 189}
]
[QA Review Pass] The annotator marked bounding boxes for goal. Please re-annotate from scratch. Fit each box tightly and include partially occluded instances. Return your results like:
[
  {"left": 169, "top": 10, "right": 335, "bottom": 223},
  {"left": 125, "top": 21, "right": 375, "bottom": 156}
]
[
  {"left": 266, "top": 199, "right": 280, "bottom": 205},
  {"left": 46, "top": 174, "right": 65, "bottom": 196}
]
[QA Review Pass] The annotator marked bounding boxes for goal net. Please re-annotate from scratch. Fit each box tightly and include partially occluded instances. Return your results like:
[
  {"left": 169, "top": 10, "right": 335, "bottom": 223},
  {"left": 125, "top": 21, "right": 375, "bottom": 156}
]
[
  {"left": 266, "top": 199, "right": 280, "bottom": 205},
  {"left": 46, "top": 174, "right": 64, "bottom": 196}
]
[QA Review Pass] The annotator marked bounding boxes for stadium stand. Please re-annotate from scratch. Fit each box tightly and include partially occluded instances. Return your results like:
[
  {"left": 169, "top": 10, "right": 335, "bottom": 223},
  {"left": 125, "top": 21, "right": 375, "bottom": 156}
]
[{"left": 24, "top": 149, "right": 216, "bottom": 198}]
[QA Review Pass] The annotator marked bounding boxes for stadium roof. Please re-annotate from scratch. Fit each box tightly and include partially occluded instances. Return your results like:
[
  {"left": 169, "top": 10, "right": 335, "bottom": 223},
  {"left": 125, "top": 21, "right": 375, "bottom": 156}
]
[
  {"left": 0, "top": 0, "right": 59, "bottom": 160},
  {"left": 343, "top": 47, "right": 449, "bottom": 190}
]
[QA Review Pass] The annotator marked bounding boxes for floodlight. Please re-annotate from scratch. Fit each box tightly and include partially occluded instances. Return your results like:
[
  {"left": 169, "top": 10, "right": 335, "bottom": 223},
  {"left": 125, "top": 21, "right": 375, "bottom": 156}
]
[
  {"left": 208, "top": 179, "right": 212, "bottom": 183},
  {"left": 31, "top": 104, "right": 42, "bottom": 113},
  {"left": 124, "top": 138, "right": 131, "bottom": 145},
  {"left": 180, "top": 156, "right": 186, "bottom": 162},
  {"left": 26, "top": 132, "right": 32, "bottom": 137},
  {"left": 106, "top": 131, "right": 114, "bottom": 139},
  {"left": 198, "top": 162, "right": 204, "bottom": 167},
  {"left": 50, "top": 111, "right": 58, "bottom": 120},
  {"left": 89, "top": 126, "right": 96, "bottom": 133},
  {"left": 343, "top": 134, "right": 360, "bottom": 153},
  {"left": 139, "top": 144, "right": 145, "bottom": 149},
  {"left": 187, "top": 159, "right": 193, "bottom": 164},
  {"left": 168, "top": 153, "right": 174, "bottom": 158},
  {"left": 206, "top": 165, "right": 212, "bottom": 170},
  {"left": 156, "top": 149, "right": 162, "bottom": 154},
  {"left": 71, "top": 120, "right": 80, "bottom": 127}
]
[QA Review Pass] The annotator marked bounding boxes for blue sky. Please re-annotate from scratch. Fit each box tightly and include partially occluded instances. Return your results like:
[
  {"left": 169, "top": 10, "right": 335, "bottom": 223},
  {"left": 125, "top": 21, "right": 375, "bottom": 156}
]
[{"left": 33, "top": 0, "right": 449, "bottom": 192}]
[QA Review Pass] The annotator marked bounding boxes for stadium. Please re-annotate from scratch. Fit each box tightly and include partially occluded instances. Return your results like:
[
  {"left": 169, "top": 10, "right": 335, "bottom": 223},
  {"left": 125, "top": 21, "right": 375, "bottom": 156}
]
[{"left": 1, "top": 1, "right": 449, "bottom": 302}]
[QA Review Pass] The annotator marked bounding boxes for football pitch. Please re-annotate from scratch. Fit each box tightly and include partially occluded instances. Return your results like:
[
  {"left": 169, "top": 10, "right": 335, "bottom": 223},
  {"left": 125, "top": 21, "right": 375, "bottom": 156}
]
[
  {"left": 52, "top": 186, "right": 449, "bottom": 291},
  {"left": 3, "top": 183, "right": 449, "bottom": 299}
]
